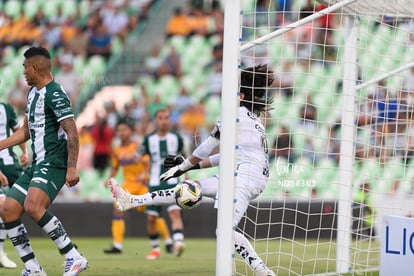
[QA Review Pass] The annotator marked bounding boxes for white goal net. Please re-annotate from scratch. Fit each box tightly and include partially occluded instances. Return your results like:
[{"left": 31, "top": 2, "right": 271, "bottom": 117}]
[{"left": 220, "top": 0, "right": 414, "bottom": 275}]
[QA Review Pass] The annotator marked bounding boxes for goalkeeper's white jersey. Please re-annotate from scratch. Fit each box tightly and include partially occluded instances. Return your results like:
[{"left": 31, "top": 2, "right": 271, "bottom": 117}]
[
  {"left": 195, "top": 106, "right": 269, "bottom": 176},
  {"left": 236, "top": 106, "right": 269, "bottom": 174}
]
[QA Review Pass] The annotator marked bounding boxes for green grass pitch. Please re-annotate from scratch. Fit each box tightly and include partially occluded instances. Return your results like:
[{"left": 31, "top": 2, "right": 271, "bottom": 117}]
[{"left": 1, "top": 237, "right": 379, "bottom": 275}]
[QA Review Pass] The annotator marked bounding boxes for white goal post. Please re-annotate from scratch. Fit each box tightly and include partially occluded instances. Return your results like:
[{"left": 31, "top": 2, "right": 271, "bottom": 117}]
[{"left": 217, "top": 0, "right": 414, "bottom": 275}]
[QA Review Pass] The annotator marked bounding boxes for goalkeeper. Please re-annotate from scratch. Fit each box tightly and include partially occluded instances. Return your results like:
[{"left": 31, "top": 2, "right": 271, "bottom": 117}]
[{"left": 109, "top": 64, "right": 275, "bottom": 276}]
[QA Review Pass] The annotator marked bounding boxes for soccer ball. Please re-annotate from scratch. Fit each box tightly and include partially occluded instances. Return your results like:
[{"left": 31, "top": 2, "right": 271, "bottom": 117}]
[{"left": 174, "top": 180, "right": 202, "bottom": 210}]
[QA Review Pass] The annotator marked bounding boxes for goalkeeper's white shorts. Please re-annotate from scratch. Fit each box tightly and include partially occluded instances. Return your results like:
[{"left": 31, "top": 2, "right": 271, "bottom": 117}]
[{"left": 199, "top": 162, "right": 268, "bottom": 227}]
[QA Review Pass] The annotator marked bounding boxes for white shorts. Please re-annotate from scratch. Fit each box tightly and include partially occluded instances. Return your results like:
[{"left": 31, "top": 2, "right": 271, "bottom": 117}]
[{"left": 198, "top": 162, "right": 268, "bottom": 227}]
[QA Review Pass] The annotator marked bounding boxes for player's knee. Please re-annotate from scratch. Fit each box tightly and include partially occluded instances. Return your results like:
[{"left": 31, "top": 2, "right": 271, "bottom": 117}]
[
  {"left": 147, "top": 214, "right": 158, "bottom": 224},
  {"left": 168, "top": 209, "right": 181, "bottom": 221},
  {"left": 24, "top": 199, "right": 45, "bottom": 221},
  {"left": 0, "top": 198, "right": 24, "bottom": 221}
]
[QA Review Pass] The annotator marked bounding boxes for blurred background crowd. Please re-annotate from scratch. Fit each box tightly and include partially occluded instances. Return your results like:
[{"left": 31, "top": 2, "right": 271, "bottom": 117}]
[{"left": 1, "top": 0, "right": 414, "bottom": 201}]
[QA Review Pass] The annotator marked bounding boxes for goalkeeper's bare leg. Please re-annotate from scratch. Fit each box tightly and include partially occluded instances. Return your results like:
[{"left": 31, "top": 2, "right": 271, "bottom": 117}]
[{"left": 108, "top": 178, "right": 176, "bottom": 211}]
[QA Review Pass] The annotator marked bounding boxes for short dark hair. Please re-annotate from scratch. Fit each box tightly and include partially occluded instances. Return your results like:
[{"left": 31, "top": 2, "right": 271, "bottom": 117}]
[
  {"left": 116, "top": 119, "right": 135, "bottom": 131},
  {"left": 240, "top": 64, "right": 274, "bottom": 115},
  {"left": 23, "top": 47, "right": 51, "bottom": 60}
]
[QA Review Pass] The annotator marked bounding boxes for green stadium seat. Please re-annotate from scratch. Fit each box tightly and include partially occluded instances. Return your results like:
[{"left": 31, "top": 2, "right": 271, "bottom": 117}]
[
  {"left": 87, "top": 55, "right": 107, "bottom": 76},
  {"left": 205, "top": 96, "right": 221, "bottom": 124},
  {"left": 73, "top": 55, "right": 86, "bottom": 74},
  {"left": 42, "top": 1, "right": 59, "bottom": 19},
  {"left": 111, "top": 36, "right": 124, "bottom": 56},
  {"left": 5, "top": 0, "right": 22, "bottom": 19},
  {"left": 23, "top": 0, "right": 39, "bottom": 19},
  {"left": 168, "top": 35, "right": 186, "bottom": 55},
  {"left": 62, "top": 0, "right": 77, "bottom": 17}
]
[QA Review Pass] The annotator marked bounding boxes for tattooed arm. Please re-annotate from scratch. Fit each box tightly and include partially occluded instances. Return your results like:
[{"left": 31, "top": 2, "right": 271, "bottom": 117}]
[{"left": 60, "top": 117, "right": 80, "bottom": 187}]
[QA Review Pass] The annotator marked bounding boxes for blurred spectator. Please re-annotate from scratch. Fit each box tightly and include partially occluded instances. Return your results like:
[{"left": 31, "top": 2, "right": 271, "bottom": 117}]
[
  {"left": 269, "top": 125, "right": 296, "bottom": 163},
  {"left": 66, "top": 27, "right": 89, "bottom": 57},
  {"left": 205, "top": 61, "right": 222, "bottom": 100},
  {"left": 60, "top": 16, "right": 79, "bottom": 47},
  {"left": 91, "top": 116, "right": 114, "bottom": 175},
  {"left": 166, "top": 7, "right": 191, "bottom": 37},
  {"left": 274, "top": 61, "right": 295, "bottom": 97},
  {"left": 156, "top": 47, "right": 182, "bottom": 78},
  {"left": 255, "top": 0, "right": 271, "bottom": 27},
  {"left": 49, "top": 5, "right": 67, "bottom": 25},
  {"left": 7, "top": 77, "right": 29, "bottom": 117},
  {"left": 33, "top": 10, "right": 48, "bottom": 28},
  {"left": 357, "top": 94, "right": 376, "bottom": 126},
  {"left": 299, "top": 95, "right": 318, "bottom": 134},
  {"left": 403, "top": 66, "right": 414, "bottom": 95},
  {"left": 325, "top": 126, "right": 341, "bottom": 164},
  {"left": 87, "top": 24, "right": 112, "bottom": 60},
  {"left": 147, "top": 94, "right": 166, "bottom": 119},
  {"left": 43, "top": 21, "right": 62, "bottom": 50},
  {"left": 135, "top": 110, "right": 154, "bottom": 140},
  {"left": 54, "top": 45, "right": 75, "bottom": 69},
  {"left": 0, "top": 11, "right": 9, "bottom": 28},
  {"left": 179, "top": 102, "right": 206, "bottom": 152},
  {"left": 104, "top": 101, "right": 121, "bottom": 130},
  {"left": 144, "top": 46, "right": 163, "bottom": 77},
  {"left": 54, "top": 57, "right": 83, "bottom": 105},
  {"left": 78, "top": 126, "right": 94, "bottom": 170},
  {"left": 102, "top": 4, "right": 129, "bottom": 41},
  {"left": 175, "top": 87, "right": 194, "bottom": 114},
  {"left": 303, "top": 136, "right": 319, "bottom": 163},
  {"left": 19, "top": 20, "right": 42, "bottom": 47},
  {"left": 188, "top": 8, "right": 209, "bottom": 36},
  {"left": 209, "top": 1, "right": 224, "bottom": 34},
  {"left": 126, "top": 96, "right": 148, "bottom": 125}
]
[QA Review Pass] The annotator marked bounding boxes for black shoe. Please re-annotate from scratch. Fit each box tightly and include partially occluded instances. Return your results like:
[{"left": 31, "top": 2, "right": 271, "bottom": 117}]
[
  {"left": 166, "top": 243, "right": 173, "bottom": 254},
  {"left": 103, "top": 246, "right": 122, "bottom": 254}
]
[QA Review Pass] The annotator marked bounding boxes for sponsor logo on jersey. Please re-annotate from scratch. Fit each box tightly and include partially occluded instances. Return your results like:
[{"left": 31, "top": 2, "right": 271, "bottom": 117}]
[{"left": 36, "top": 97, "right": 44, "bottom": 109}]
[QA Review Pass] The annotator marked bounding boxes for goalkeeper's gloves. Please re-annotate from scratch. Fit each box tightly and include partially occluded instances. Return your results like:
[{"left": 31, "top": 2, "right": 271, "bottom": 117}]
[
  {"left": 160, "top": 157, "right": 201, "bottom": 181},
  {"left": 163, "top": 154, "right": 185, "bottom": 170}
]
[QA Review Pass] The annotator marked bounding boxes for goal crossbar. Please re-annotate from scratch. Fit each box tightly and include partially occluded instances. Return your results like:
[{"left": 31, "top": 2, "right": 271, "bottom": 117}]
[
  {"left": 319, "top": 0, "right": 414, "bottom": 17},
  {"left": 356, "top": 62, "right": 414, "bottom": 91},
  {"left": 240, "top": 0, "right": 357, "bottom": 52}
]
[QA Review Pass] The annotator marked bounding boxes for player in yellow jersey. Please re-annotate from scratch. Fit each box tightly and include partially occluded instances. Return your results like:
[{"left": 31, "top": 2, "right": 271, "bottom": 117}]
[{"left": 104, "top": 120, "right": 173, "bottom": 254}]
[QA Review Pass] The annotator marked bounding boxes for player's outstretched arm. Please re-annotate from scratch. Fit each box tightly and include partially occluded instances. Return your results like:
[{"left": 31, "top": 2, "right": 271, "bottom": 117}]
[{"left": 0, "top": 117, "right": 30, "bottom": 151}]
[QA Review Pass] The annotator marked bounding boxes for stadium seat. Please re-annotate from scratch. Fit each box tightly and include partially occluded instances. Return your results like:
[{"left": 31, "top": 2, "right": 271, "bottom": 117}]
[
  {"left": 87, "top": 55, "right": 107, "bottom": 76},
  {"left": 204, "top": 96, "right": 221, "bottom": 124},
  {"left": 61, "top": 0, "right": 77, "bottom": 17},
  {"left": 42, "top": 1, "right": 59, "bottom": 19},
  {"left": 168, "top": 35, "right": 186, "bottom": 55},
  {"left": 156, "top": 75, "right": 180, "bottom": 103},
  {"left": 111, "top": 36, "right": 124, "bottom": 56},
  {"left": 4, "top": 0, "right": 22, "bottom": 19},
  {"left": 23, "top": 0, "right": 40, "bottom": 19}
]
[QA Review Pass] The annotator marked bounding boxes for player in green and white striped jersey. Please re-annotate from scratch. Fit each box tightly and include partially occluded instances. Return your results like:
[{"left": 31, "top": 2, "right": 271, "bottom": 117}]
[
  {"left": 0, "top": 47, "right": 87, "bottom": 276},
  {"left": 0, "top": 102, "right": 29, "bottom": 269},
  {"left": 137, "top": 109, "right": 186, "bottom": 259}
]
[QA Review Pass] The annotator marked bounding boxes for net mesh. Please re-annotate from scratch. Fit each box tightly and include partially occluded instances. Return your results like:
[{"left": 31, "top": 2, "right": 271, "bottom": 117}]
[{"left": 234, "top": 0, "right": 414, "bottom": 274}]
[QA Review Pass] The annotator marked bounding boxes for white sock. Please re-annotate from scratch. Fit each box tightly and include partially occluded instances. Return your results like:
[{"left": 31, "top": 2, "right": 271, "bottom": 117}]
[
  {"left": 132, "top": 188, "right": 176, "bottom": 206},
  {"left": 0, "top": 217, "right": 6, "bottom": 252},
  {"left": 234, "top": 231, "right": 264, "bottom": 270}
]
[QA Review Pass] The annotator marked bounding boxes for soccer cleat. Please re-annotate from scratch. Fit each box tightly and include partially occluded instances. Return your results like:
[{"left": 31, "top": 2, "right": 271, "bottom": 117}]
[
  {"left": 255, "top": 263, "right": 276, "bottom": 276},
  {"left": 21, "top": 267, "right": 47, "bottom": 276},
  {"left": 165, "top": 243, "right": 173, "bottom": 254},
  {"left": 146, "top": 249, "right": 161, "bottom": 260},
  {"left": 174, "top": 242, "right": 185, "bottom": 257},
  {"left": 103, "top": 246, "right": 122, "bottom": 254},
  {"left": 63, "top": 256, "right": 88, "bottom": 276},
  {"left": 0, "top": 251, "right": 17, "bottom": 268},
  {"left": 108, "top": 178, "right": 134, "bottom": 211}
]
